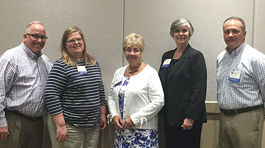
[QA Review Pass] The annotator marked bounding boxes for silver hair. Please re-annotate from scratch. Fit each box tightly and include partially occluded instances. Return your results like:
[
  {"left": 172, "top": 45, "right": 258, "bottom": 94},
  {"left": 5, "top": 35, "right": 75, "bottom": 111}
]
[
  {"left": 223, "top": 16, "right": 246, "bottom": 32},
  {"left": 25, "top": 21, "right": 44, "bottom": 33},
  {"left": 170, "top": 18, "right": 194, "bottom": 38}
]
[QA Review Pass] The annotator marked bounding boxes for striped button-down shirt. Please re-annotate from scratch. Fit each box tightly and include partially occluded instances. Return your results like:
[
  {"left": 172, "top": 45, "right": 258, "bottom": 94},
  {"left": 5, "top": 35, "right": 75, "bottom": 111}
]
[
  {"left": 0, "top": 42, "right": 52, "bottom": 127},
  {"left": 217, "top": 42, "right": 265, "bottom": 110}
]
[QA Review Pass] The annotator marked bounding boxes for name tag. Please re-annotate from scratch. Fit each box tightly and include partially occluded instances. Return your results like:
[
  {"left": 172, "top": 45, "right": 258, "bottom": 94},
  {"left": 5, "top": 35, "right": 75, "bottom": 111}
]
[
  {"left": 77, "top": 66, "right": 88, "bottom": 75},
  {"left": 161, "top": 59, "right": 171, "bottom": 68},
  {"left": 228, "top": 70, "right": 241, "bottom": 82}
]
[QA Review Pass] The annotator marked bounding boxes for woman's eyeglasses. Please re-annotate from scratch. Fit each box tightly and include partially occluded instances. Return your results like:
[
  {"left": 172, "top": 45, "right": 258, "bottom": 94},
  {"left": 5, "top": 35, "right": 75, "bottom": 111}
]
[{"left": 66, "top": 38, "right": 83, "bottom": 44}]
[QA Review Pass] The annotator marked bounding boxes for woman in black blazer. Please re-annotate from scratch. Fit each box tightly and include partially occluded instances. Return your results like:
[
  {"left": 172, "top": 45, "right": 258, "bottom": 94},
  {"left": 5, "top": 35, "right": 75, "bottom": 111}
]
[{"left": 159, "top": 18, "right": 207, "bottom": 148}]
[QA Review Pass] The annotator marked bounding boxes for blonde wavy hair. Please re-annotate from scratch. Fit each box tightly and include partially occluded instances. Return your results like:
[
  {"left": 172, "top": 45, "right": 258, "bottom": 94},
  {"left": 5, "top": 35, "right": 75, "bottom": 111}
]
[{"left": 122, "top": 33, "right": 145, "bottom": 53}]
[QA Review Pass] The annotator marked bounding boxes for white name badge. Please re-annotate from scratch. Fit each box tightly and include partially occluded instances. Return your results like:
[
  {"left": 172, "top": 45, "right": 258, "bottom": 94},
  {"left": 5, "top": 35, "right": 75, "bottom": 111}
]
[
  {"left": 77, "top": 66, "right": 88, "bottom": 75},
  {"left": 161, "top": 59, "right": 171, "bottom": 68},
  {"left": 228, "top": 70, "right": 241, "bottom": 82}
]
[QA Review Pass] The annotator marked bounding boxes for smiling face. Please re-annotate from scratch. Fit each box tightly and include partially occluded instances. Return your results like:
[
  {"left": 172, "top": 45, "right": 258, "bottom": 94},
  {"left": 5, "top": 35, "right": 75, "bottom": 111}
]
[
  {"left": 223, "top": 19, "right": 246, "bottom": 53},
  {"left": 65, "top": 32, "right": 84, "bottom": 60},
  {"left": 173, "top": 25, "right": 190, "bottom": 46},
  {"left": 124, "top": 44, "right": 143, "bottom": 66},
  {"left": 23, "top": 23, "right": 47, "bottom": 54}
]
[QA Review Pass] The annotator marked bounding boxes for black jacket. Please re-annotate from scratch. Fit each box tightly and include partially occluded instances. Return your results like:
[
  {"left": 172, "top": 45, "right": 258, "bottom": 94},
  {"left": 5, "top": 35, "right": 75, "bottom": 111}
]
[{"left": 159, "top": 44, "right": 207, "bottom": 126}]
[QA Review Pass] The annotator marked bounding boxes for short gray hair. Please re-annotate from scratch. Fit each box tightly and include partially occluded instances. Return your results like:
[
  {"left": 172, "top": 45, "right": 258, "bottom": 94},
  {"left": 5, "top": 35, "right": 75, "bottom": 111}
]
[
  {"left": 223, "top": 16, "right": 246, "bottom": 32},
  {"left": 170, "top": 18, "right": 194, "bottom": 37},
  {"left": 25, "top": 21, "right": 44, "bottom": 33}
]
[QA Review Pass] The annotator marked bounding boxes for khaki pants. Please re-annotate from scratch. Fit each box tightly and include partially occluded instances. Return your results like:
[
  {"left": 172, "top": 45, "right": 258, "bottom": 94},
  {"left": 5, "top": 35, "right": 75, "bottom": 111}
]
[
  {"left": 0, "top": 110, "right": 44, "bottom": 148},
  {"left": 47, "top": 114, "right": 100, "bottom": 148},
  {"left": 219, "top": 108, "right": 264, "bottom": 148}
]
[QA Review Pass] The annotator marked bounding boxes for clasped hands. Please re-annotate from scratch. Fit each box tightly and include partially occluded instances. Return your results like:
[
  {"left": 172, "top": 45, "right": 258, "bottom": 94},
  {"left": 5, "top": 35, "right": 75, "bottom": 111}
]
[{"left": 113, "top": 115, "right": 134, "bottom": 130}]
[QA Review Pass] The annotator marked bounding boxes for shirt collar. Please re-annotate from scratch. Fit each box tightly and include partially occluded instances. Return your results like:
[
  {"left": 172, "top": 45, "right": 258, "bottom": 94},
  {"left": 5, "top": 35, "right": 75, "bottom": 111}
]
[
  {"left": 225, "top": 42, "right": 246, "bottom": 56},
  {"left": 21, "top": 42, "right": 42, "bottom": 59}
]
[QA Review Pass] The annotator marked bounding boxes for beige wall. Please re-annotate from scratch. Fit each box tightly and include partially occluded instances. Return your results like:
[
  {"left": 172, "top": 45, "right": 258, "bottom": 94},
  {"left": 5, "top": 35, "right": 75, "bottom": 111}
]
[
  {"left": 1, "top": 0, "right": 264, "bottom": 101},
  {"left": 1, "top": 1, "right": 265, "bottom": 148}
]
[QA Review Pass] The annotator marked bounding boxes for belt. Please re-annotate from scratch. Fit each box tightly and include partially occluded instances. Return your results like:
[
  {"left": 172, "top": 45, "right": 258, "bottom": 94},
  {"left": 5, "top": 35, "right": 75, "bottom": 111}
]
[
  {"left": 5, "top": 109, "right": 42, "bottom": 121},
  {"left": 220, "top": 105, "right": 263, "bottom": 115}
]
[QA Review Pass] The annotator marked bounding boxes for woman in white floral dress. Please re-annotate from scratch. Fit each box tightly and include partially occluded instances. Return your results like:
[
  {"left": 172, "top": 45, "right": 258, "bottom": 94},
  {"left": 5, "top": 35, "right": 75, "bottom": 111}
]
[{"left": 108, "top": 33, "right": 164, "bottom": 148}]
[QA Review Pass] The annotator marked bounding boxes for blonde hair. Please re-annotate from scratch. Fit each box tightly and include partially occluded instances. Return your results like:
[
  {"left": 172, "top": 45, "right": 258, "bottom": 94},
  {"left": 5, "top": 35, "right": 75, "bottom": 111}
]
[
  {"left": 122, "top": 33, "right": 145, "bottom": 52},
  {"left": 60, "top": 26, "right": 96, "bottom": 66}
]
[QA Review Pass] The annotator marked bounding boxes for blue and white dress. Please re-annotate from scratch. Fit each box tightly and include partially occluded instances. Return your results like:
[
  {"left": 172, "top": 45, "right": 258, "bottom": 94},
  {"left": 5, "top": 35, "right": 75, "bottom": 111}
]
[{"left": 114, "top": 76, "right": 159, "bottom": 148}]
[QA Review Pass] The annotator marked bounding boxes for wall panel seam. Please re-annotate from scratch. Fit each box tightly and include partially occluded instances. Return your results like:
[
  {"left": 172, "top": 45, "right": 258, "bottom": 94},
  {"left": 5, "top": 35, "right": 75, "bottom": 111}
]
[
  {"left": 252, "top": 0, "right": 256, "bottom": 46},
  {"left": 122, "top": 0, "right": 125, "bottom": 66}
]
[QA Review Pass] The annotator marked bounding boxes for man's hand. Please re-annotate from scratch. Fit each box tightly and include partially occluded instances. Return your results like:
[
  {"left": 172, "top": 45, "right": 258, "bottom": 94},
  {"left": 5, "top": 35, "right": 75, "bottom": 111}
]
[{"left": 0, "top": 126, "right": 9, "bottom": 142}]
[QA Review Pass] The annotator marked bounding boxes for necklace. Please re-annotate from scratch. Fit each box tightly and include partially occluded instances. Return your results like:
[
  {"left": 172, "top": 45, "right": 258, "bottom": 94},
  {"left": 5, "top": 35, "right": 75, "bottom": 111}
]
[{"left": 128, "top": 62, "right": 143, "bottom": 74}]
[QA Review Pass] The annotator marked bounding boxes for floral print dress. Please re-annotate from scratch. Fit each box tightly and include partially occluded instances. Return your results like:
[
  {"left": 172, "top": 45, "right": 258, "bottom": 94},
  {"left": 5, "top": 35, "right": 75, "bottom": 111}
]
[{"left": 114, "top": 76, "right": 159, "bottom": 148}]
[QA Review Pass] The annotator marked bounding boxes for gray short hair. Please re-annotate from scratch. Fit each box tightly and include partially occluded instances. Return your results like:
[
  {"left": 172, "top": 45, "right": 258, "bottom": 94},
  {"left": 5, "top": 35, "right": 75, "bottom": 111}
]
[
  {"left": 223, "top": 16, "right": 246, "bottom": 32},
  {"left": 170, "top": 18, "right": 194, "bottom": 37},
  {"left": 25, "top": 21, "right": 44, "bottom": 33}
]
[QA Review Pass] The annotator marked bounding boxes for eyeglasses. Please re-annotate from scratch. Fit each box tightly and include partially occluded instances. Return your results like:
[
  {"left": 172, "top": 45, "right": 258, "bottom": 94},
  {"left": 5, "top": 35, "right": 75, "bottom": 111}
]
[
  {"left": 26, "top": 33, "right": 48, "bottom": 40},
  {"left": 66, "top": 38, "right": 83, "bottom": 44}
]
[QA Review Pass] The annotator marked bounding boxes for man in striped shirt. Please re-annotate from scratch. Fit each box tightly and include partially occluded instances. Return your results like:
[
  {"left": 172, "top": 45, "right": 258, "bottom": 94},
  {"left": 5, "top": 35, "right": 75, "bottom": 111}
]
[
  {"left": 0, "top": 21, "right": 52, "bottom": 148},
  {"left": 217, "top": 16, "right": 265, "bottom": 148}
]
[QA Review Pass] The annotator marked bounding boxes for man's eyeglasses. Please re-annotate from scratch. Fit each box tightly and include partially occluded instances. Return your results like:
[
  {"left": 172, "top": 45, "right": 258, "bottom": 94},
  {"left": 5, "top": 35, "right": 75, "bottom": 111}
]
[
  {"left": 26, "top": 33, "right": 48, "bottom": 40},
  {"left": 66, "top": 38, "right": 83, "bottom": 44}
]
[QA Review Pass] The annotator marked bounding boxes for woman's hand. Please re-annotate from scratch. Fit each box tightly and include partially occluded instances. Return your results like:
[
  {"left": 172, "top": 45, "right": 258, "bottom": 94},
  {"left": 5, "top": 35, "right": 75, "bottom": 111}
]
[
  {"left": 100, "top": 114, "right": 107, "bottom": 130},
  {"left": 52, "top": 113, "right": 67, "bottom": 142},
  {"left": 181, "top": 118, "right": 193, "bottom": 130},
  {"left": 100, "top": 105, "right": 107, "bottom": 130},
  {"left": 122, "top": 117, "right": 134, "bottom": 129},
  {"left": 113, "top": 115, "right": 124, "bottom": 130},
  {"left": 56, "top": 125, "right": 67, "bottom": 142}
]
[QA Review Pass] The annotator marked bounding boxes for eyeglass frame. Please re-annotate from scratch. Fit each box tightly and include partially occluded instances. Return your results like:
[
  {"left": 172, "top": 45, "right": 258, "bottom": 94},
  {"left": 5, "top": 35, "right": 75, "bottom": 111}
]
[
  {"left": 26, "top": 33, "right": 48, "bottom": 40},
  {"left": 66, "top": 38, "right": 83, "bottom": 44}
]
